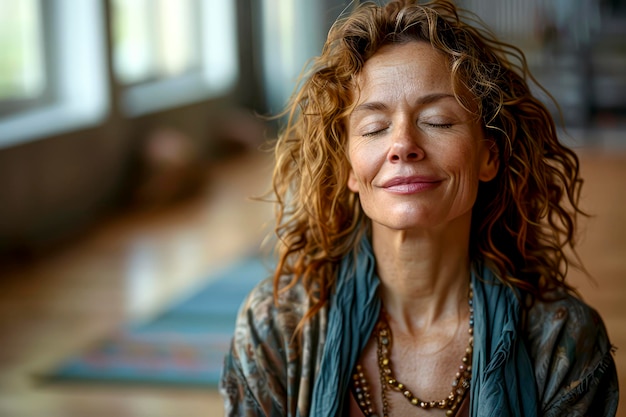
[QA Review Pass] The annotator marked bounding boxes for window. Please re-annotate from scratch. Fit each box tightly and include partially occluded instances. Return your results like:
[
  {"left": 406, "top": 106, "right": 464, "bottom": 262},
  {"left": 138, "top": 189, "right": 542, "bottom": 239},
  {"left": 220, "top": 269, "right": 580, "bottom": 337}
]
[
  {"left": 0, "top": 0, "right": 108, "bottom": 149},
  {"left": 260, "top": 0, "right": 325, "bottom": 113},
  {"left": 0, "top": 0, "right": 238, "bottom": 148},
  {"left": 112, "top": 0, "right": 201, "bottom": 86},
  {"left": 0, "top": 0, "right": 47, "bottom": 115},
  {"left": 113, "top": 0, "right": 239, "bottom": 116}
]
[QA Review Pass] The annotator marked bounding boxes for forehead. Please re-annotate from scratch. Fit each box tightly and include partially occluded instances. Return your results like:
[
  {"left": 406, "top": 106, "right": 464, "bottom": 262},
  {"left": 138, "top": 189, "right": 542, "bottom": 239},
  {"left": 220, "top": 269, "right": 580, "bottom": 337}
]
[
  {"left": 353, "top": 41, "right": 452, "bottom": 98},
  {"left": 347, "top": 41, "right": 484, "bottom": 118}
]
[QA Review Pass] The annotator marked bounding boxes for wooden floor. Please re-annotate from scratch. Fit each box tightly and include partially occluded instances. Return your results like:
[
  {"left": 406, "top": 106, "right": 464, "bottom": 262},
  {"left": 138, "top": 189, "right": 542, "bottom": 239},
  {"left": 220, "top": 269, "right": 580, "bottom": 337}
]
[{"left": 0, "top": 147, "right": 624, "bottom": 417}]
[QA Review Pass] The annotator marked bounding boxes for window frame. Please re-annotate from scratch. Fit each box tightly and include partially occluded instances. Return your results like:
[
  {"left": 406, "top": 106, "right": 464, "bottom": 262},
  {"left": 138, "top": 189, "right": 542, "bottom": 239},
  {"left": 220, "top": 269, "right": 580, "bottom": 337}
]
[
  {"left": 0, "top": 0, "right": 109, "bottom": 149},
  {"left": 118, "top": 0, "right": 239, "bottom": 117},
  {"left": 0, "top": 0, "right": 239, "bottom": 149},
  {"left": 0, "top": 0, "right": 55, "bottom": 117}
]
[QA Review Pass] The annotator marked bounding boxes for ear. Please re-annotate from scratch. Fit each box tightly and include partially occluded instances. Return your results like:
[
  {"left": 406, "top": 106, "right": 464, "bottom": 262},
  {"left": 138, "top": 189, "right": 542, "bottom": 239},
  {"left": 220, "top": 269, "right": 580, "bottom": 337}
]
[
  {"left": 478, "top": 139, "right": 500, "bottom": 182},
  {"left": 347, "top": 169, "right": 360, "bottom": 193}
]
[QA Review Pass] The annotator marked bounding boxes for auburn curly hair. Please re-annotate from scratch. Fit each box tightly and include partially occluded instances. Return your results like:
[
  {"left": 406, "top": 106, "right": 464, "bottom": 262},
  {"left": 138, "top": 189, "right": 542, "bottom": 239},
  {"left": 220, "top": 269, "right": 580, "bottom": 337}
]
[{"left": 269, "top": 0, "right": 585, "bottom": 322}]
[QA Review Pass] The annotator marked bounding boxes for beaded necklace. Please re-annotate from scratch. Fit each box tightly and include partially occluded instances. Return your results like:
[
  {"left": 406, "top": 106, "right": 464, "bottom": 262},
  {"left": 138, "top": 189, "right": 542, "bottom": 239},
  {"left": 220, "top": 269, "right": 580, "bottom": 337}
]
[{"left": 351, "top": 283, "right": 474, "bottom": 417}]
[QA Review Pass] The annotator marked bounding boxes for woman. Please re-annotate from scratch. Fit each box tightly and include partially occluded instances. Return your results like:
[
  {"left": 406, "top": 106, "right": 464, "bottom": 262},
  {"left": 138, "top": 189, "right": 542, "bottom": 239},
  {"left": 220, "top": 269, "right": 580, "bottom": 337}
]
[{"left": 220, "top": 1, "right": 619, "bottom": 416}]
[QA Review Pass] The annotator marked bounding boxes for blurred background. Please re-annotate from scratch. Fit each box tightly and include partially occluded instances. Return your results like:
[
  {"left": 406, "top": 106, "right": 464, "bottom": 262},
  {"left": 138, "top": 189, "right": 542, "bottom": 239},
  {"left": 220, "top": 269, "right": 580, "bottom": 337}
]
[{"left": 0, "top": 0, "right": 624, "bottom": 416}]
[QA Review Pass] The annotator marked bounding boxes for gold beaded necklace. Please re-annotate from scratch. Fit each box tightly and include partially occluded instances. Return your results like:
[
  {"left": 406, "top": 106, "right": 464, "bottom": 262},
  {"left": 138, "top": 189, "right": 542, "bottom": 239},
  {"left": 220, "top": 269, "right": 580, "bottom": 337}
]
[{"left": 351, "top": 283, "right": 474, "bottom": 417}]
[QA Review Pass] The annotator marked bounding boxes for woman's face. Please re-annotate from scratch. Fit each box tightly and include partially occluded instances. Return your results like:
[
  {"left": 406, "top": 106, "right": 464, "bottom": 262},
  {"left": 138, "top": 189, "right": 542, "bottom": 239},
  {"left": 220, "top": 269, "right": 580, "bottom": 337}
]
[{"left": 347, "top": 41, "right": 498, "bottom": 233}]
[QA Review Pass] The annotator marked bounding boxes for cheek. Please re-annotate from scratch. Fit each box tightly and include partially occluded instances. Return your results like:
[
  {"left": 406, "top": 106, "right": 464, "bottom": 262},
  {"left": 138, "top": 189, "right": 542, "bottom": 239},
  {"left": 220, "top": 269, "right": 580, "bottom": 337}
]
[
  {"left": 346, "top": 141, "right": 359, "bottom": 193},
  {"left": 348, "top": 169, "right": 359, "bottom": 193},
  {"left": 442, "top": 145, "right": 484, "bottom": 188},
  {"left": 346, "top": 141, "right": 375, "bottom": 193},
  {"left": 347, "top": 157, "right": 373, "bottom": 192}
]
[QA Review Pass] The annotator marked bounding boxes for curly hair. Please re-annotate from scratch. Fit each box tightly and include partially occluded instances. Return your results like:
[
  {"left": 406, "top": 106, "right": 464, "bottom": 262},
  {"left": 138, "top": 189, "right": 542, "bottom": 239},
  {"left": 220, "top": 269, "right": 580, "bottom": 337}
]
[{"left": 269, "top": 0, "right": 585, "bottom": 322}]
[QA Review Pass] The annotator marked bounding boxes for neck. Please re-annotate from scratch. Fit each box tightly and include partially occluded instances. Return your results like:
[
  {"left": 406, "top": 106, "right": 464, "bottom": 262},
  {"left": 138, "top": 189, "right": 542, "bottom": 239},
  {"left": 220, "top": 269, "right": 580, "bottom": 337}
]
[{"left": 371, "top": 214, "right": 472, "bottom": 335}]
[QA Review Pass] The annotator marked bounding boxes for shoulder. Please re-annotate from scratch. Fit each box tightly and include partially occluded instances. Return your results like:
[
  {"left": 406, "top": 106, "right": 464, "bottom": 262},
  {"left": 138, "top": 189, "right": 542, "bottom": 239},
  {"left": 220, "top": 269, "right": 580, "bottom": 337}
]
[
  {"left": 525, "top": 292, "right": 618, "bottom": 416},
  {"left": 228, "top": 276, "right": 310, "bottom": 372},
  {"left": 221, "top": 277, "right": 313, "bottom": 416},
  {"left": 526, "top": 291, "right": 609, "bottom": 354},
  {"left": 235, "top": 276, "right": 309, "bottom": 343}
]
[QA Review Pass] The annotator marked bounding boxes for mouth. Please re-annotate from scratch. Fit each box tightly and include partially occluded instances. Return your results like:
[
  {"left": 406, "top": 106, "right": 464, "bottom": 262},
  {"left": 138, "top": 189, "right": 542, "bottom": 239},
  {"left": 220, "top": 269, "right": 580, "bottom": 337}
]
[{"left": 381, "top": 176, "right": 442, "bottom": 194}]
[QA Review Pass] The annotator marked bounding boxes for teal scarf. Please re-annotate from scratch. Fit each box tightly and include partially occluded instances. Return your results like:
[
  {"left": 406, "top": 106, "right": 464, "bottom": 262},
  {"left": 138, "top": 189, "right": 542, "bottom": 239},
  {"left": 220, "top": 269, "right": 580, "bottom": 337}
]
[
  {"left": 308, "top": 237, "right": 381, "bottom": 416},
  {"left": 309, "top": 237, "right": 539, "bottom": 417},
  {"left": 469, "top": 265, "right": 539, "bottom": 416}
]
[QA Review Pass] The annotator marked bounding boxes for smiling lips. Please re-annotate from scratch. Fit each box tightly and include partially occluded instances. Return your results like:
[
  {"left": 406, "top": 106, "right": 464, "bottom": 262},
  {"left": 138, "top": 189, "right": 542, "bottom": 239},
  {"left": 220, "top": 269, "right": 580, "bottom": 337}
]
[{"left": 381, "top": 176, "right": 442, "bottom": 194}]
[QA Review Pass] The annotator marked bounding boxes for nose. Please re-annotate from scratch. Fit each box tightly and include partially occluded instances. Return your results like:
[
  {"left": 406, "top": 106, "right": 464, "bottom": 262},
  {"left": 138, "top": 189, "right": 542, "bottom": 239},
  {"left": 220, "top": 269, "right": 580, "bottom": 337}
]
[{"left": 388, "top": 123, "right": 425, "bottom": 162}]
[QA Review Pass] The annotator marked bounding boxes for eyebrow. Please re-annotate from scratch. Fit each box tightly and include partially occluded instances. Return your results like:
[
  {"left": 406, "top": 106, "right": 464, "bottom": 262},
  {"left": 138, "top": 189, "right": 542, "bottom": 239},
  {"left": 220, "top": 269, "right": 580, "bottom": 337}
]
[{"left": 351, "top": 93, "right": 456, "bottom": 114}]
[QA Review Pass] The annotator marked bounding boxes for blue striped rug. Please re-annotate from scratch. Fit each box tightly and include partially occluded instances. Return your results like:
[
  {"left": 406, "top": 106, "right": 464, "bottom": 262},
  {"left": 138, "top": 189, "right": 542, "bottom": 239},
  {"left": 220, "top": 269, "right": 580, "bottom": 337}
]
[{"left": 45, "top": 256, "right": 270, "bottom": 387}]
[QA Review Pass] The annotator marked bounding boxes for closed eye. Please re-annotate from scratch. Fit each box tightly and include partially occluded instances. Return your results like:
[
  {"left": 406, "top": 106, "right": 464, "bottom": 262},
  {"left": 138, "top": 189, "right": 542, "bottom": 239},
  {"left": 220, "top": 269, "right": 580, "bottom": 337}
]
[
  {"left": 426, "top": 123, "right": 453, "bottom": 129},
  {"left": 362, "top": 128, "right": 387, "bottom": 137},
  {"left": 361, "top": 124, "right": 390, "bottom": 137}
]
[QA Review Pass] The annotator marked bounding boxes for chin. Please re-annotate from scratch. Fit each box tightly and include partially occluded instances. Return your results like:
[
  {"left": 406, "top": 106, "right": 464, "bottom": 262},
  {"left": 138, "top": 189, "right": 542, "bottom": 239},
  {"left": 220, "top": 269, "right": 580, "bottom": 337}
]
[{"left": 371, "top": 216, "right": 436, "bottom": 233}]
